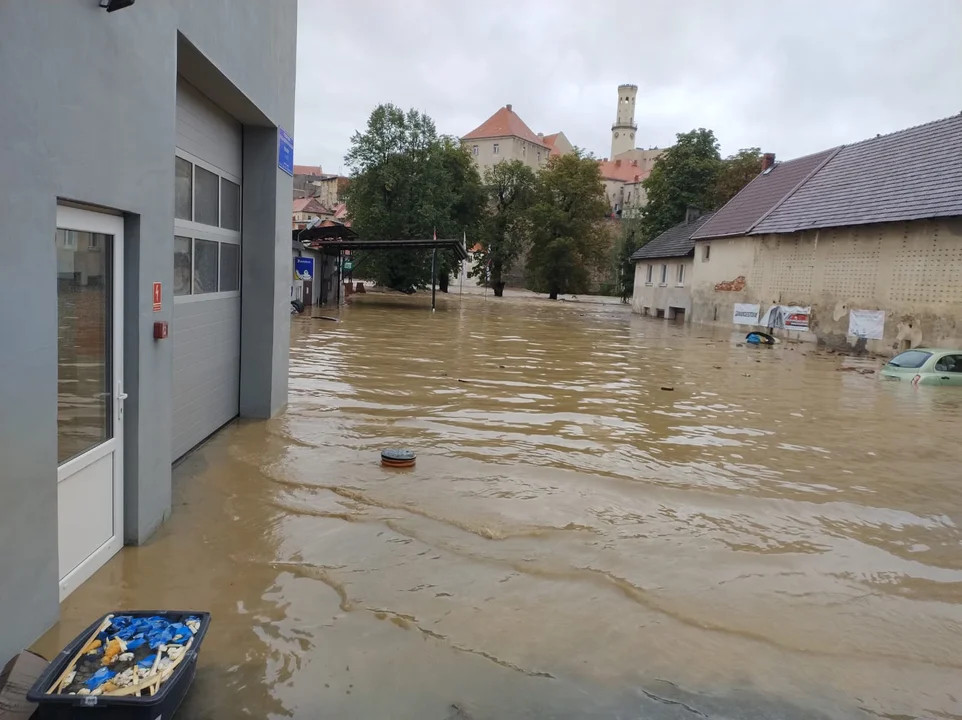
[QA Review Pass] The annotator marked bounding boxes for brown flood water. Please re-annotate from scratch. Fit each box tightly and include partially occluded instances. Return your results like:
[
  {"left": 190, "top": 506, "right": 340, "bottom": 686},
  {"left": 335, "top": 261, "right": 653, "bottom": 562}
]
[{"left": 37, "top": 293, "right": 962, "bottom": 719}]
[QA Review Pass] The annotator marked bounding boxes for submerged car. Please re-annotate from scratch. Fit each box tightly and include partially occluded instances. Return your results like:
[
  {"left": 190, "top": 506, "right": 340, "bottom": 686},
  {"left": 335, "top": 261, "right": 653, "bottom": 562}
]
[{"left": 880, "top": 348, "right": 962, "bottom": 386}]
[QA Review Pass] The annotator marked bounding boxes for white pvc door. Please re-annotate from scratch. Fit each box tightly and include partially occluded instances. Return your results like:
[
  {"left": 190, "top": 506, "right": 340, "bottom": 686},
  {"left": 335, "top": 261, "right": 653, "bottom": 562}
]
[{"left": 55, "top": 206, "right": 125, "bottom": 600}]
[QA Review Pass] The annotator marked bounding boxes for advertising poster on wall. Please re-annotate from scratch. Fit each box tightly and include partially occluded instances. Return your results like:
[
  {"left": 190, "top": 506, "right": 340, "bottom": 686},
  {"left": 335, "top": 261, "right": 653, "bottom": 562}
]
[
  {"left": 848, "top": 309, "right": 885, "bottom": 339},
  {"left": 732, "top": 303, "right": 760, "bottom": 325},
  {"left": 294, "top": 256, "right": 314, "bottom": 281},
  {"left": 759, "top": 305, "right": 812, "bottom": 332}
]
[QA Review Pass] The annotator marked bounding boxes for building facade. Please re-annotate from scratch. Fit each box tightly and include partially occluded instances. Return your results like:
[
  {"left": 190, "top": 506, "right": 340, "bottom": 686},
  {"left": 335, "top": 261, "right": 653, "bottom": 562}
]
[
  {"left": 0, "top": 0, "right": 296, "bottom": 660},
  {"left": 462, "top": 104, "right": 552, "bottom": 173},
  {"left": 687, "top": 114, "right": 962, "bottom": 353},
  {"left": 631, "top": 212, "right": 715, "bottom": 321}
]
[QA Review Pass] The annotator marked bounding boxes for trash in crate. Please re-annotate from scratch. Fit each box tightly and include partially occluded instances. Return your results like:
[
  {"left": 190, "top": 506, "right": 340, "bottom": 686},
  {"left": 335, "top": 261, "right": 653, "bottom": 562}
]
[{"left": 46, "top": 614, "right": 202, "bottom": 698}]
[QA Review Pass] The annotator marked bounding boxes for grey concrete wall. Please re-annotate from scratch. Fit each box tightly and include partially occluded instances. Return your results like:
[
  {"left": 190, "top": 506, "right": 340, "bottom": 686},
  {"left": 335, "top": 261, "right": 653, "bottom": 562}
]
[{"left": 0, "top": 0, "right": 295, "bottom": 660}]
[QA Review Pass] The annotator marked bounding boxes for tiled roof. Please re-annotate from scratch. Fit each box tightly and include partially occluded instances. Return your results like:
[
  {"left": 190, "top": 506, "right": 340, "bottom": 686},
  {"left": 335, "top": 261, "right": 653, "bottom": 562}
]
[
  {"left": 332, "top": 203, "right": 348, "bottom": 220},
  {"left": 541, "top": 133, "right": 562, "bottom": 157},
  {"left": 293, "top": 164, "right": 323, "bottom": 176},
  {"left": 692, "top": 148, "right": 838, "bottom": 239},
  {"left": 463, "top": 106, "right": 548, "bottom": 147},
  {"left": 753, "top": 113, "right": 962, "bottom": 234},
  {"left": 598, "top": 157, "right": 649, "bottom": 183},
  {"left": 631, "top": 212, "right": 716, "bottom": 261},
  {"left": 293, "top": 198, "right": 330, "bottom": 214}
]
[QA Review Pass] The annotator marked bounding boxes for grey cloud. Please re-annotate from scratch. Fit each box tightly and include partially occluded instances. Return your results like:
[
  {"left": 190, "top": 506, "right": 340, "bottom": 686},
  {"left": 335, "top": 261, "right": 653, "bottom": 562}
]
[{"left": 295, "top": 0, "right": 962, "bottom": 172}]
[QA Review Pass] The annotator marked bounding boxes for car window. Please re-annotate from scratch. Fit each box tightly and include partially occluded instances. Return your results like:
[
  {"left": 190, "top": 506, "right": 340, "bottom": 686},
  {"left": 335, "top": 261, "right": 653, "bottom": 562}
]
[
  {"left": 887, "top": 350, "right": 932, "bottom": 369},
  {"left": 936, "top": 354, "right": 962, "bottom": 372}
]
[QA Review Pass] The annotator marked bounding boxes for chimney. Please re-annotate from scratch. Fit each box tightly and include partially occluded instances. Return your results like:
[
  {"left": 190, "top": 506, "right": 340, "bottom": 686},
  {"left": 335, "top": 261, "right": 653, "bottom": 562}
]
[
  {"left": 615, "top": 159, "right": 622, "bottom": 167},
  {"left": 633, "top": 174, "right": 640, "bottom": 182},
  {"left": 506, "top": 104, "right": 512, "bottom": 112},
  {"left": 685, "top": 207, "right": 702, "bottom": 225},
  {"left": 761, "top": 152, "right": 776, "bottom": 172},
  {"left": 538, "top": 132, "right": 543, "bottom": 138}
]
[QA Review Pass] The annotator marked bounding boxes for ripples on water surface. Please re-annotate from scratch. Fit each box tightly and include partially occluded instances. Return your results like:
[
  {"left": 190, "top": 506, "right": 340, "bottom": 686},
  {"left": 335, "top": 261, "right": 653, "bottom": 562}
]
[{"left": 41, "top": 294, "right": 962, "bottom": 719}]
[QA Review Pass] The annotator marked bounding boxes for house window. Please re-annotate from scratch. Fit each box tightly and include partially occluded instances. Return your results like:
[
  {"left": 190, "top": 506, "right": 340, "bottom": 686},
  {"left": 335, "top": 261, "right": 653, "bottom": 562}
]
[
  {"left": 194, "top": 166, "right": 220, "bottom": 226},
  {"left": 493, "top": 143, "right": 499, "bottom": 155},
  {"left": 677, "top": 264, "right": 685, "bottom": 285},
  {"left": 194, "top": 239, "right": 219, "bottom": 294},
  {"left": 537, "top": 151, "right": 541, "bottom": 162},
  {"left": 472, "top": 145, "right": 479, "bottom": 156},
  {"left": 660, "top": 264, "right": 668, "bottom": 284},
  {"left": 703, "top": 244, "right": 711, "bottom": 262},
  {"left": 646, "top": 264, "right": 653, "bottom": 284},
  {"left": 220, "top": 178, "right": 241, "bottom": 231}
]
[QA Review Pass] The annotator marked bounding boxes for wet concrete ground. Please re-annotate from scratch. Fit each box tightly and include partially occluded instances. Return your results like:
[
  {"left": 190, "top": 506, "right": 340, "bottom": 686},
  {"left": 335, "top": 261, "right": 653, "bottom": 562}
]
[{"left": 36, "top": 293, "right": 962, "bottom": 719}]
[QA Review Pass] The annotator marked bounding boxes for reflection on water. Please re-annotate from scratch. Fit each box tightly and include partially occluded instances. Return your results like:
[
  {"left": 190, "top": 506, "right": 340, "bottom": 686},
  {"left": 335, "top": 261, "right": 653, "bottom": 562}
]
[{"left": 37, "top": 293, "right": 962, "bottom": 719}]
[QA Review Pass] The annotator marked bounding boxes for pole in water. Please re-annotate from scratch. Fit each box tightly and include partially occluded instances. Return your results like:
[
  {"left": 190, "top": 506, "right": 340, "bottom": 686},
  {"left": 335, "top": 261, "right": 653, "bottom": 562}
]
[{"left": 431, "top": 247, "right": 437, "bottom": 312}]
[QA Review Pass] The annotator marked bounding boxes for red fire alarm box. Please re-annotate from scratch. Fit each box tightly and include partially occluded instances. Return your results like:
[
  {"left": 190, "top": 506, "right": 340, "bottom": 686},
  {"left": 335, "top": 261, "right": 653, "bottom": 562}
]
[{"left": 153, "top": 321, "right": 168, "bottom": 339}]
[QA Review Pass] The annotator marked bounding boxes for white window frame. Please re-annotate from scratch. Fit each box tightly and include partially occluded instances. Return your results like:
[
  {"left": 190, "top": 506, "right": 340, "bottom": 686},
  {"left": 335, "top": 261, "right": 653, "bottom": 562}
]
[
  {"left": 472, "top": 145, "right": 479, "bottom": 156},
  {"left": 645, "top": 264, "right": 653, "bottom": 284},
  {"left": 676, "top": 263, "right": 685, "bottom": 286},
  {"left": 660, "top": 264, "right": 668, "bottom": 285},
  {"left": 492, "top": 143, "right": 499, "bottom": 155},
  {"left": 174, "top": 148, "right": 241, "bottom": 304}
]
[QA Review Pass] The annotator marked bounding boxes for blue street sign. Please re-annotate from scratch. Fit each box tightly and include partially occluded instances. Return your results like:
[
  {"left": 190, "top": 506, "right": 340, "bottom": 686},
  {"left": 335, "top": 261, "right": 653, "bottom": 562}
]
[{"left": 278, "top": 127, "right": 294, "bottom": 176}]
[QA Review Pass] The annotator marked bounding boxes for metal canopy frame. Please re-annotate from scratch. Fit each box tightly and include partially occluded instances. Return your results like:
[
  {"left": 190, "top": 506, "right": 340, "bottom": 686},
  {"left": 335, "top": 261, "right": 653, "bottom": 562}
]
[{"left": 300, "top": 238, "right": 468, "bottom": 311}]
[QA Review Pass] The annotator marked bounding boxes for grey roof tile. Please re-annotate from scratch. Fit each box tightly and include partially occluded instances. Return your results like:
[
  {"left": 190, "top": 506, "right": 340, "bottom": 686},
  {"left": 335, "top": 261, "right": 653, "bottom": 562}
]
[
  {"left": 630, "top": 212, "right": 715, "bottom": 261},
  {"left": 753, "top": 114, "right": 962, "bottom": 234},
  {"left": 691, "top": 149, "right": 838, "bottom": 239}
]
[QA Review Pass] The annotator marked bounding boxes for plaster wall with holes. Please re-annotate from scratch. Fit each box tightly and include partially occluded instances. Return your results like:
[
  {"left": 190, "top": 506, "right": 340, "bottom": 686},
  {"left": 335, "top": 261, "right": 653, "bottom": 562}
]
[{"left": 690, "top": 218, "right": 962, "bottom": 353}]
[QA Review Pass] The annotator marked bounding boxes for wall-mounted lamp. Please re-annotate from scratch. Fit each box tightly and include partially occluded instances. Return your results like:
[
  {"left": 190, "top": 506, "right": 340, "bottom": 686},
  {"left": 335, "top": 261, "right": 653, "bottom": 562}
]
[{"left": 100, "top": 0, "right": 135, "bottom": 12}]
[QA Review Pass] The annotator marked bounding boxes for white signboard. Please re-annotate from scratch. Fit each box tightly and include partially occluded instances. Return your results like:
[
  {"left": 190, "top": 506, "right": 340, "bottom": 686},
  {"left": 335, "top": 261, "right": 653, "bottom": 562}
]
[
  {"left": 733, "top": 303, "right": 760, "bottom": 325},
  {"left": 848, "top": 309, "right": 885, "bottom": 340}
]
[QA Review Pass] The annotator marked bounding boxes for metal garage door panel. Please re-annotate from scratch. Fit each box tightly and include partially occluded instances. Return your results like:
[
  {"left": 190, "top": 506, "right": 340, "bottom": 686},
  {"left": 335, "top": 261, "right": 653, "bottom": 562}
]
[{"left": 172, "top": 75, "right": 242, "bottom": 461}]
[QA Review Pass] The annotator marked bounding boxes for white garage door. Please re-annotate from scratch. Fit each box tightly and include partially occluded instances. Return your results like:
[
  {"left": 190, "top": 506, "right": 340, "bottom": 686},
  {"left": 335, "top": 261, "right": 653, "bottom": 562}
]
[{"left": 172, "top": 77, "right": 243, "bottom": 461}]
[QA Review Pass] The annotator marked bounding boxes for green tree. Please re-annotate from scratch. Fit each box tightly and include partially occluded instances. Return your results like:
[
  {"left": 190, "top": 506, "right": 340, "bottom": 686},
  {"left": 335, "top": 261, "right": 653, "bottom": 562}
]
[
  {"left": 343, "top": 104, "right": 483, "bottom": 291},
  {"left": 615, "top": 215, "right": 645, "bottom": 302},
  {"left": 714, "top": 148, "right": 761, "bottom": 207},
  {"left": 639, "top": 128, "right": 722, "bottom": 243},
  {"left": 471, "top": 160, "right": 537, "bottom": 297},
  {"left": 526, "top": 152, "right": 609, "bottom": 300}
]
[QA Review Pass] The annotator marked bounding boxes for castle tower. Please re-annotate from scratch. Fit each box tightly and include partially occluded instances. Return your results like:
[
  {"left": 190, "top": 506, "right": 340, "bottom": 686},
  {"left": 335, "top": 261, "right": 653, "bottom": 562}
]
[{"left": 611, "top": 84, "right": 637, "bottom": 158}]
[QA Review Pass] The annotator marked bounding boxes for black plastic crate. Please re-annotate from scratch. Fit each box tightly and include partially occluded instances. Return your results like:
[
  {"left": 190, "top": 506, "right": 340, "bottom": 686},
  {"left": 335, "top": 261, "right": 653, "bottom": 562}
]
[{"left": 26, "top": 610, "right": 210, "bottom": 719}]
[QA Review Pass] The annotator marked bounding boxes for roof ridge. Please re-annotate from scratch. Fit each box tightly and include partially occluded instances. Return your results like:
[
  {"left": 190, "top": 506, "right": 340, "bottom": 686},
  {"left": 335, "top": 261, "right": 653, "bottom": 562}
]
[
  {"left": 837, "top": 112, "right": 962, "bottom": 151},
  {"left": 747, "top": 146, "right": 842, "bottom": 234}
]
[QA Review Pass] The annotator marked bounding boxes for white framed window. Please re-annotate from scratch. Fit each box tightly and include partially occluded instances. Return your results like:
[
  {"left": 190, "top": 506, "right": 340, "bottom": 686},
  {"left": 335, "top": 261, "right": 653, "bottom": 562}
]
[
  {"left": 174, "top": 149, "right": 242, "bottom": 235},
  {"left": 493, "top": 143, "right": 499, "bottom": 155},
  {"left": 677, "top": 264, "right": 685, "bottom": 285},
  {"left": 522, "top": 144, "right": 527, "bottom": 157},
  {"left": 472, "top": 145, "right": 479, "bottom": 156},
  {"left": 646, "top": 264, "right": 653, "bottom": 284},
  {"left": 703, "top": 244, "right": 711, "bottom": 262},
  {"left": 660, "top": 264, "right": 668, "bottom": 284}
]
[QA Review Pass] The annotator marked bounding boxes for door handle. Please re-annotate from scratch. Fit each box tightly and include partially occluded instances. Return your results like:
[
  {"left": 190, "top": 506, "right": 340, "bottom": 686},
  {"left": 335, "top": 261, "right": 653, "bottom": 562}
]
[{"left": 940, "top": 376, "right": 950, "bottom": 380}]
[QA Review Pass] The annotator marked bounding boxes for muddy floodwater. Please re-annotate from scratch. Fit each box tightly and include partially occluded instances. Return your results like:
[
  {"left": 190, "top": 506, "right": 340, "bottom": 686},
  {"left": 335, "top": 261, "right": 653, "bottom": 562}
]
[{"left": 37, "top": 294, "right": 962, "bottom": 719}]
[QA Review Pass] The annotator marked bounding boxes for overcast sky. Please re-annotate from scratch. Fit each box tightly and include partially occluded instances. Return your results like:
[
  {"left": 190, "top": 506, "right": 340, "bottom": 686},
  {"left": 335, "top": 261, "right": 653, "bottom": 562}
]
[{"left": 294, "top": 0, "right": 962, "bottom": 173}]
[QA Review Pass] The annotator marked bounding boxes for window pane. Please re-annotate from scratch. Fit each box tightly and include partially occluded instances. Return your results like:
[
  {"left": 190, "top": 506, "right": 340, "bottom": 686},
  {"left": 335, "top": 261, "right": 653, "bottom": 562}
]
[
  {"left": 194, "top": 239, "right": 219, "bottom": 293},
  {"left": 219, "top": 242, "right": 240, "bottom": 292},
  {"left": 220, "top": 178, "right": 241, "bottom": 231},
  {"left": 194, "top": 166, "right": 219, "bottom": 226},
  {"left": 57, "top": 229, "right": 112, "bottom": 463},
  {"left": 174, "top": 235, "right": 192, "bottom": 296},
  {"left": 175, "top": 157, "right": 192, "bottom": 220}
]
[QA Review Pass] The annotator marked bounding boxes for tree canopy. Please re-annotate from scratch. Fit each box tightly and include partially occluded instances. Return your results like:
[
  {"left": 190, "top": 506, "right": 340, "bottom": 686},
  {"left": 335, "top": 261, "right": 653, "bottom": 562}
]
[
  {"left": 471, "top": 160, "right": 537, "bottom": 297},
  {"left": 714, "top": 148, "right": 762, "bottom": 208},
  {"left": 526, "top": 152, "right": 610, "bottom": 300},
  {"left": 343, "top": 104, "right": 483, "bottom": 290}
]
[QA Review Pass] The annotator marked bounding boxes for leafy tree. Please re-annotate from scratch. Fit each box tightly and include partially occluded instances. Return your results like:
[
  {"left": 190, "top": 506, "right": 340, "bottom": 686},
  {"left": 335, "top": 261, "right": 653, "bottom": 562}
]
[
  {"left": 714, "top": 148, "right": 761, "bottom": 207},
  {"left": 639, "top": 128, "right": 722, "bottom": 244},
  {"left": 471, "top": 160, "right": 537, "bottom": 297},
  {"left": 343, "top": 104, "right": 483, "bottom": 291},
  {"left": 526, "top": 152, "right": 609, "bottom": 300},
  {"left": 615, "top": 215, "right": 645, "bottom": 302}
]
